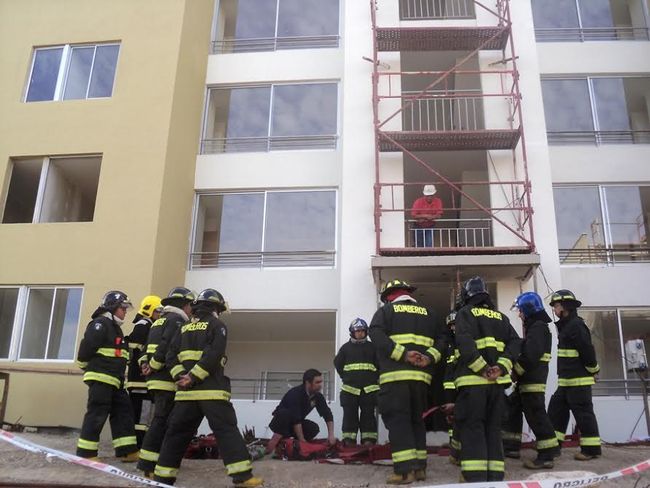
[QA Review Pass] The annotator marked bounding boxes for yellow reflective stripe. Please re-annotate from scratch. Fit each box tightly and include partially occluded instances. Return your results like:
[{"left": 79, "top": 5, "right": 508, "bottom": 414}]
[
  {"left": 475, "top": 337, "right": 505, "bottom": 352},
  {"left": 362, "top": 432, "right": 378, "bottom": 439},
  {"left": 558, "top": 377, "right": 595, "bottom": 387},
  {"left": 446, "top": 355, "right": 455, "bottom": 364},
  {"left": 190, "top": 364, "right": 210, "bottom": 380},
  {"left": 450, "top": 438, "right": 461, "bottom": 450},
  {"left": 426, "top": 347, "right": 442, "bottom": 363},
  {"left": 461, "top": 459, "right": 488, "bottom": 471},
  {"left": 77, "top": 438, "right": 99, "bottom": 450},
  {"left": 128, "top": 342, "right": 144, "bottom": 350},
  {"left": 83, "top": 371, "right": 121, "bottom": 388},
  {"left": 416, "top": 449, "right": 427, "bottom": 460},
  {"left": 497, "top": 375, "right": 512, "bottom": 385},
  {"left": 586, "top": 364, "right": 600, "bottom": 374},
  {"left": 519, "top": 383, "right": 546, "bottom": 393},
  {"left": 580, "top": 436, "right": 601, "bottom": 447},
  {"left": 125, "top": 381, "right": 147, "bottom": 389},
  {"left": 379, "top": 370, "right": 432, "bottom": 385},
  {"left": 175, "top": 390, "right": 231, "bottom": 401},
  {"left": 501, "top": 431, "right": 521, "bottom": 441},
  {"left": 226, "top": 459, "right": 252, "bottom": 475},
  {"left": 497, "top": 357, "right": 513, "bottom": 373},
  {"left": 146, "top": 380, "right": 176, "bottom": 392},
  {"left": 154, "top": 465, "right": 178, "bottom": 478},
  {"left": 364, "top": 384, "right": 380, "bottom": 394},
  {"left": 541, "top": 353, "right": 552, "bottom": 362},
  {"left": 392, "top": 448, "right": 417, "bottom": 463},
  {"left": 455, "top": 375, "right": 492, "bottom": 387},
  {"left": 390, "top": 343, "right": 406, "bottom": 361},
  {"left": 558, "top": 348, "right": 579, "bottom": 358},
  {"left": 468, "top": 356, "right": 488, "bottom": 373},
  {"left": 443, "top": 381, "right": 456, "bottom": 390},
  {"left": 139, "top": 449, "right": 159, "bottom": 462},
  {"left": 537, "top": 437, "right": 559, "bottom": 450},
  {"left": 112, "top": 436, "right": 136, "bottom": 448},
  {"left": 97, "top": 347, "right": 129, "bottom": 360},
  {"left": 341, "top": 384, "right": 361, "bottom": 395},
  {"left": 146, "top": 344, "right": 158, "bottom": 354},
  {"left": 170, "top": 365, "right": 185, "bottom": 378},
  {"left": 178, "top": 350, "right": 203, "bottom": 362},
  {"left": 488, "top": 460, "right": 505, "bottom": 472},
  {"left": 514, "top": 362, "right": 525, "bottom": 376},
  {"left": 149, "top": 358, "right": 164, "bottom": 371},
  {"left": 555, "top": 431, "right": 566, "bottom": 441},
  {"left": 76, "top": 360, "right": 88, "bottom": 369},
  {"left": 390, "top": 334, "right": 434, "bottom": 347},
  {"left": 135, "top": 424, "right": 148, "bottom": 432},
  {"left": 342, "top": 432, "right": 357, "bottom": 440},
  {"left": 343, "top": 363, "right": 377, "bottom": 372}
]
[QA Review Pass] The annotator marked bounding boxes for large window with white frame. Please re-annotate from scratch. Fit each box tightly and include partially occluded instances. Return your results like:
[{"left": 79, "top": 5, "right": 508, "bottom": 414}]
[
  {"left": 553, "top": 184, "right": 650, "bottom": 264},
  {"left": 201, "top": 82, "right": 338, "bottom": 153},
  {"left": 2, "top": 156, "right": 101, "bottom": 224},
  {"left": 25, "top": 43, "right": 120, "bottom": 102},
  {"left": 190, "top": 189, "right": 337, "bottom": 268},
  {"left": 0, "top": 286, "right": 83, "bottom": 362},
  {"left": 541, "top": 76, "right": 650, "bottom": 145},
  {"left": 213, "top": 0, "right": 340, "bottom": 53},
  {"left": 532, "top": 0, "right": 650, "bottom": 42}
]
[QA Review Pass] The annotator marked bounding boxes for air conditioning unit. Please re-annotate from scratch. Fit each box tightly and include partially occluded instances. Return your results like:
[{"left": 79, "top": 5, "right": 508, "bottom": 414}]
[{"left": 625, "top": 339, "right": 648, "bottom": 372}]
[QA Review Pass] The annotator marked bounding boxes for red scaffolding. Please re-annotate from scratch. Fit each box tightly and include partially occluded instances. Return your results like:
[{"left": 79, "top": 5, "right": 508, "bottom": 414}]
[{"left": 371, "top": 0, "right": 535, "bottom": 258}]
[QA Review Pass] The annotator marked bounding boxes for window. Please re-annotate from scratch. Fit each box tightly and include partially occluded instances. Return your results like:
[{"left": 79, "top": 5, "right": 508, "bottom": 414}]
[
  {"left": 0, "top": 286, "right": 82, "bottom": 361},
  {"left": 202, "top": 83, "right": 338, "bottom": 153},
  {"left": 213, "top": 0, "right": 339, "bottom": 53},
  {"left": 191, "top": 190, "right": 336, "bottom": 268},
  {"left": 25, "top": 43, "right": 119, "bottom": 102},
  {"left": 532, "top": 0, "right": 650, "bottom": 42},
  {"left": 554, "top": 184, "right": 650, "bottom": 263},
  {"left": 541, "top": 77, "right": 650, "bottom": 145},
  {"left": 399, "top": 0, "right": 475, "bottom": 20},
  {"left": 2, "top": 156, "right": 101, "bottom": 224}
]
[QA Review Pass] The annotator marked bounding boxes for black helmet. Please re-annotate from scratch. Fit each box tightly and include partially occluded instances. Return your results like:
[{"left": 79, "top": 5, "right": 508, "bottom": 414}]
[
  {"left": 380, "top": 279, "right": 416, "bottom": 303},
  {"left": 349, "top": 318, "right": 368, "bottom": 337},
  {"left": 461, "top": 276, "right": 488, "bottom": 301},
  {"left": 161, "top": 287, "right": 197, "bottom": 306},
  {"left": 100, "top": 290, "right": 133, "bottom": 312},
  {"left": 549, "top": 289, "right": 582, "bottom": 308},
  {"left": 194, "top": 288, "right": 227, "bottom": 313}
]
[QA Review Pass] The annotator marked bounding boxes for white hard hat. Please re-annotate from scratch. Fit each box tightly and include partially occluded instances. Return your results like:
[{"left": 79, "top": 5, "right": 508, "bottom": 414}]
[{"left": 423, "top": 185, "right": 437, "bottom": 196}]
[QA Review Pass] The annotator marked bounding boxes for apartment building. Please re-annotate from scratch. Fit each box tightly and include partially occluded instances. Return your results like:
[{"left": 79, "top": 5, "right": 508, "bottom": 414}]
[{"left": 1, "top": 0, "right": 649, "bottom": 443}]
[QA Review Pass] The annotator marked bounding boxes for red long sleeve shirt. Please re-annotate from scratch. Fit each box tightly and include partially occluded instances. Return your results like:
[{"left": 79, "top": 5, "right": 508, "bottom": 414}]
[{"left": 410, "top": 196, "right": 443, "bottom": 228}]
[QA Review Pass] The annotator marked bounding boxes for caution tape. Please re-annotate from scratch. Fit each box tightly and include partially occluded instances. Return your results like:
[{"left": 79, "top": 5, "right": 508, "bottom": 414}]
[{"left": 0, "top": 429, "right": 175, "bottom": 488}]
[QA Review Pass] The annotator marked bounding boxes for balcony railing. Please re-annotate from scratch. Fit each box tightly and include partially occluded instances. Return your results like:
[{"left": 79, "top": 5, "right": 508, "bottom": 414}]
[
  {"left": 559, "top": 247, "right": 650, "bottom": 265},
  {"left": 211, "top": 35, "right": 340, "bottom": 54},
  {"left": 399, "top": 0, "right": 475, "bottom": 19},
  {"left": 230, "top": 377, "right": 333, "bottom": 401},
  {"left": 189, "top": 251, "right": 336, "bottom": 269},
  {"left": 200, "top": 135, "right": 338, "bottom": 154},
  {"left": 406, "top": 218, "right": 492, "bottom": 248},
  {"left": 535, "top": 27, "right": 650, "bottom": 43},
  {"left": 593, "top": 378, "right": 649, "bottom": 398},
  {"left": 402, "top": 91, "right": 484, "bottom": 132},
  {"left": 548, "top": 130, "right": 650, "bottom": 146}
]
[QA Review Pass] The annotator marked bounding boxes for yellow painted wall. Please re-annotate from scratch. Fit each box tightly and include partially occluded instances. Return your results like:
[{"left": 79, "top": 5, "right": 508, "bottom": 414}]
[{"left": 0, "top": 0, "right": 213, "bottom": 426}]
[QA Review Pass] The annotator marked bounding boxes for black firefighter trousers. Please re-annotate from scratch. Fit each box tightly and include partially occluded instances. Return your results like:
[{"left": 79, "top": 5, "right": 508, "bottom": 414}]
[
  {"left": 153, "top": 400, "right": 253, "bottom": 485},
  {"left": 341, "top": 391, "right": 378, "bottom": 444},
  {"left": 455, "top": 384, "right": 504, "bottom": 482},
  {"left": 503, "top": 388, "right": 559, "bottom": 460},
  {"left": 137, "top": 390, "right": 175, "bottom": 472},
  {"left": 548, "top": 386, "right": 601, "bottom": 456},
  {"left": 378, "top": 381, "right": 427, "bottom": 475},
  {"left": 76, "top": 381, "right": 137, "bottom": 458}
]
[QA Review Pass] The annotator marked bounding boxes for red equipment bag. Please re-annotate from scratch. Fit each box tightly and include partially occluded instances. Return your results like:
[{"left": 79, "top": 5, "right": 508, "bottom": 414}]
[{"left": 275, "top": 438, "right": 331, "bottom": 460}]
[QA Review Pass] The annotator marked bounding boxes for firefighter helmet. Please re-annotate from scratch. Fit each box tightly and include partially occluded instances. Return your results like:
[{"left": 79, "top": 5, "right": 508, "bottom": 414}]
[
  {"left": 446, "top": 311, "right": 457, "bottom": 326},
  {"left": 549, "top": 289, "right": 582, "bottom": 308},
  {"left": 100, "top": 290, "right": 133, "bottom": 312},
  {"left": 195, "top": 288, "right": 227, "bottom": 313},
  {"left": 380, "top": 279, "right": 416, "bottom": 303},
  {"left": 349, "top": 318, "right": 368, "bottom": 337},
  {"left": 161, "top": 287, "right": 197, "bottom": 306},
  {"left": 461, "top": 276, "right": 488, "bottom": 301},
  {"left": 139, "top": 295, "right": 162, "bottom": 318},
  {"left": 512, "top": 292, "right": 545, "bottom": 318}
]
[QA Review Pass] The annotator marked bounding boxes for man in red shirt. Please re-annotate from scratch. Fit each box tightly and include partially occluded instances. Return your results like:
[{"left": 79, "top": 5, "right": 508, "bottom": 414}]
[{"left": 411, "top": 185, "right": 443, "bottom": 247}]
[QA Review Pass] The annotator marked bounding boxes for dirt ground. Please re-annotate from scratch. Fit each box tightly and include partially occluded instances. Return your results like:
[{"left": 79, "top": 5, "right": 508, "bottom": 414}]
[{"left": 1, "top": 432, "right": 650, "bottom": 487}]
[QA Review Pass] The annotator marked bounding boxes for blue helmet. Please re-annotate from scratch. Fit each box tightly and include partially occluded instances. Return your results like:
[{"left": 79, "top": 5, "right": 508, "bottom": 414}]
[
  {"left": 349, "top": 318, "right": 368, "bottom": 337},
  {"left": 513, "top": 292, "right": 546, "bottom": 318}
]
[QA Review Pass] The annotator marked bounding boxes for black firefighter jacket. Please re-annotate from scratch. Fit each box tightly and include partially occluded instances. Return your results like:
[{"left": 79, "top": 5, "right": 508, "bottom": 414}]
[
  {"left": 555, "top": 312, "right": 600, "bottom": 387},
  {"left": 513, "top": 312, "right": 552, "bottom": 394},
  {"left": 334, "top": 339, "right": 379, "bottom": 396}
]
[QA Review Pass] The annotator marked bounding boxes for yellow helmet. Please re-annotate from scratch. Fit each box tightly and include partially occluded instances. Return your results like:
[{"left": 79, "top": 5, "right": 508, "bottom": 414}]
[
  {"left": 380, "top": 279, "right": 416, "bottom": 303},
  {"left": 139, "top": 295, "right": 162, "bottom": 318}
]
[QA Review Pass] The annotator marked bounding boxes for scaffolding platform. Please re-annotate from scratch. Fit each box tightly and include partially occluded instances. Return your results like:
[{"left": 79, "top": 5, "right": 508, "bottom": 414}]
[
  {"left": 375, "top": 26, "right": 510, "bottom": 51},
  {"left": 378, "top": 129, "right": 521, "bottom": 152},
  {"left": 378, "top": 246, "right": 533, "bottom": 256}
]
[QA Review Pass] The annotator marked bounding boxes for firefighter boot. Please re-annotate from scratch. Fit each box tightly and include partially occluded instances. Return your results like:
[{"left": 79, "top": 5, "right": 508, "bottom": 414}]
[
  {"left": 119, "top": 450, "right": 140, "bottom": 463},
  {"left": 523, "top": 457, "right": 554, "bottom": 470},
  {"left": 414, "top": 469, "right": 426, "bottom": 481},
  {"left": 233, "top": 475, "right": 264, "bottom": 487},
  {"left": 386, "top": 472, "right": 415, "bottom": 485},
  {"left": 574, "top": 452, "right": 599, "bottom": 461}
]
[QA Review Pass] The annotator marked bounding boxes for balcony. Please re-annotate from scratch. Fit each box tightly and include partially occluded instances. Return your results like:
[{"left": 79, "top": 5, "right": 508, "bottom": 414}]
[{"left": 399, "top": 0, "right": 476, "bottom": 20}]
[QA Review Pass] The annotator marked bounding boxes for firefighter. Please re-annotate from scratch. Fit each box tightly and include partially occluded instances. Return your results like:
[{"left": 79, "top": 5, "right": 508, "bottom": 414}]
[
  {"left": 369, "top": 279, "right": 449, "bottom": 485},
  {"left": 502, "top": 292, "right": 559, "bottom": 469},
  {"left": 153, "top": 288, "right": 263, "bottom": 487},
  {"left": 547, "top": 289, "right": 602, "bottom": 460},
  {"left": 454, "top": 277, "right": 521, "bottom": 482},
  {"left": 76, "top": 290, "right": 139, "bottom": 461},
  {"left": 137, "top": 287, "right": 196, "bottom": 476},
  {"left": 126, "top": 295, "right": 162, "bottom": 447},
  {"left": 334, "top": 318, "right": 379, "bottom": 446},
  {"left": 441, "top": 310, "right": 460, "bottom": 466}
]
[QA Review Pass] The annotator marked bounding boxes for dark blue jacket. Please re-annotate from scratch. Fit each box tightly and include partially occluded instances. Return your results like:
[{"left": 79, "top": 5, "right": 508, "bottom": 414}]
[{"left": 273, "top": 385, "right": 333, "bottom": 425}]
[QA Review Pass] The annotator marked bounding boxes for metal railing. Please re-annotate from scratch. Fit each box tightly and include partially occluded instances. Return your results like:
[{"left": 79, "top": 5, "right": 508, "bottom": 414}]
[
  {"left": 548, "top": 130, "right": 650, "bottom": 146},
  {"left": 402, "top": 91, "right": 484, "bottom": 132},
  {"left": 406, "top": 218, "right": 492, "bottom": 248},
  {"left": 399, "top": 0, "right": 475, "bottom": 19},
  {"left": 211, "top": 35, "right": 340, "bottom": 54},
  {"left": 200, "top": 135, "right": 338, "bottom": 154},
  {"left": 230, "top": 377, "right": 333, "bottom": 401},
  {"left": 593, "top": 378, "right": 648, "bottom": 398},
  {"left": 559, "top": 247, "right": 650, "bottom": 265},
  {"left": 189, "top": 251, "right": 336, "bottom": 269},
  {"left": 535, "top": 27, "right": 650, "bottom": 43}
]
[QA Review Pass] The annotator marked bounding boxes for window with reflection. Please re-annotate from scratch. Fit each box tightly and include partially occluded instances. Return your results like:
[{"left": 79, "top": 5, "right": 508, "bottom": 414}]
[
  {"left": 620, "top": 310, "right": 650, "bottom": 371},
  {"left": 582, "top": 309, "right": 623, "bottom": 380}
]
